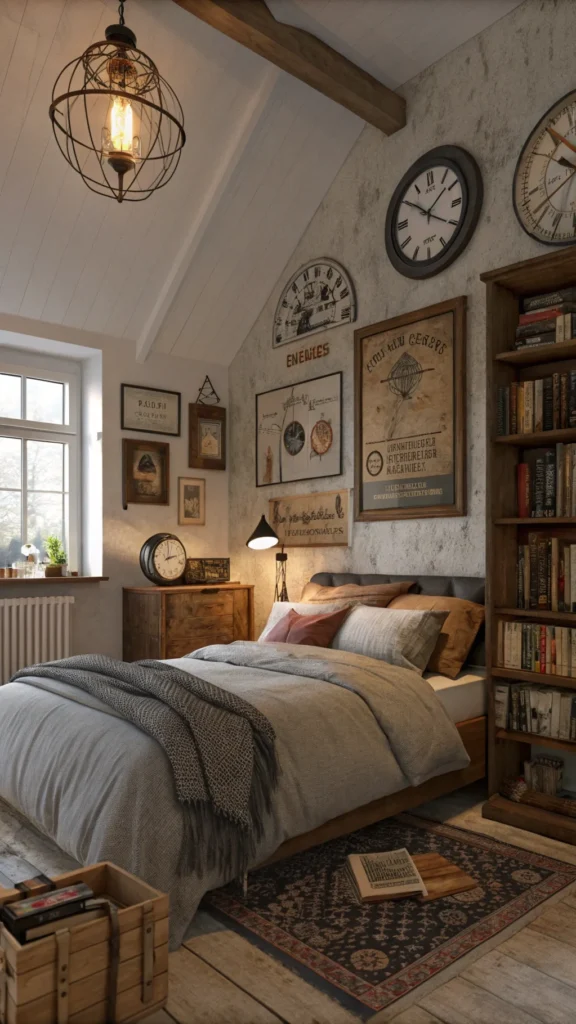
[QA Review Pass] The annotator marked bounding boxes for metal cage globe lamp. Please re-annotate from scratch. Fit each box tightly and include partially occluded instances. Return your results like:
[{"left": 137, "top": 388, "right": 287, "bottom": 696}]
[{"left": 49, "top": 0, "right": 186, "bottom": 203}]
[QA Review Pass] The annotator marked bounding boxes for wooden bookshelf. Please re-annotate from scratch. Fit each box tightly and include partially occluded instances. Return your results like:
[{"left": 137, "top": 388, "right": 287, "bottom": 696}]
[{"left": 483, "top": 246, "right": 576, "bottom": 845}]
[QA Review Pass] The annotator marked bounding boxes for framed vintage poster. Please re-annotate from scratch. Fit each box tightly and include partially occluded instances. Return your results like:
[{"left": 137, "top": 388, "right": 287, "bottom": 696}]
[
  {"left": 121, "top": 384, "right": 181, "bottom": 436},
  {"left": 269, "top": 489, "right": 349, "bottom": 547},
  {"left": 354, "top": 297, "right": 466, "bottom": 521},
  {"left": 256, "top": 372, "right": 342, "bottom": 486},
  {"left": 189, "top": 404, "right": 226, "bottom": 471},
  {"left": 178, "top": 477, "right": 205, "bottom": 526},
  {"left": 122, "top": 439, "right": 169, "bottom": 508}
]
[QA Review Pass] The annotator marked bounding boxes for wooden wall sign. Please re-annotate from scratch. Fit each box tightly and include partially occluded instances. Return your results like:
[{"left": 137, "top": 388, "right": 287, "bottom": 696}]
[
  {"left": 354, "top": 297, "right": 466, "bottom": 521},
  {"left": 286, "top": 341, "right": 330, "bottom": 368},
  {"left": 269, "top": 489, "right": 349, "bottom": 547}
]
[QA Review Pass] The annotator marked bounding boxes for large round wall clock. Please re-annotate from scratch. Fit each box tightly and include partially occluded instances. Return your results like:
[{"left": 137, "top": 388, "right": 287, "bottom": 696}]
[
  {"left": 385, "top": 145, "right": 483, "bottom": 279},
  {"left": 514, "top": 89, "right": 576, "bottom": 245},
  {"left": 139, "top": 533, "right": 187, "bottom": 586},
  {"left": 272, "top": 258, "right": 356, "bottom": 349}
]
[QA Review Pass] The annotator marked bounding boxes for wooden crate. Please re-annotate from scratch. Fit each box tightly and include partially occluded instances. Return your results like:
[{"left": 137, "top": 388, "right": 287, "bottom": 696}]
[{"left": 0, "top": 862, "right": 168, "bottom": 1024}]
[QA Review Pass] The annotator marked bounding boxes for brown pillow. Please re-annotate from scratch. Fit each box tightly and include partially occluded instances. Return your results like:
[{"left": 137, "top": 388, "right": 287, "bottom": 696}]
[
  {"left": 265, "top": 609, "right": 299, "bottom": 642},
  {"left": 264, "top": 606, "right": 351, "bottom": 648},
  {"left": 387, "top": 595, "right": 485, "bottom": 679},
  {"left": 300, "top": 580, "right": 415, "bottom": 607}
]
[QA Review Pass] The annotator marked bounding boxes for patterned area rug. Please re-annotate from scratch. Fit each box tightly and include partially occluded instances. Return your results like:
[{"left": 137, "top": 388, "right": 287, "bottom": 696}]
[{"left": 205, "top": 812, "right": 576, "bottom": 1020}]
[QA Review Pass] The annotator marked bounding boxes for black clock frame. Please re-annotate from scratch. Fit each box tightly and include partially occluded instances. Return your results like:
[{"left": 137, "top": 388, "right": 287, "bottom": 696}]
[
  {"left": 140, "top": 533, "right": 186, "bottom": 586},
  {"left": 385, "top": 145, "right": 483, "bottom": 279},
  {"left": 513, "top": 87, "right": 576, "bottom": 247}
]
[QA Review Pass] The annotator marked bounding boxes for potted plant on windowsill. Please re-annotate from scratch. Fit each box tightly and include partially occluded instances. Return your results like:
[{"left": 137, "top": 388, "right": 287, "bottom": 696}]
[{"left": 44, "top": 536, "right": 67, "bottom": 578}]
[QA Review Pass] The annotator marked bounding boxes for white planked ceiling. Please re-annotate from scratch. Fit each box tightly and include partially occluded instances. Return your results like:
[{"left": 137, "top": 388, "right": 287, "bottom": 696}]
[{"left": 0, "top": 0, "right": 522, "bottom": 366}]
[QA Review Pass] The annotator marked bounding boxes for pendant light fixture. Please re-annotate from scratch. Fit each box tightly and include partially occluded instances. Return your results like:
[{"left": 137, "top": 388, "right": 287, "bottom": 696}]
[
  {"left": 246, "top": 515, "right": 289, "bottom": 602},
  {"left": 49, "top": 0, "right": 186, "bottom": 203}
]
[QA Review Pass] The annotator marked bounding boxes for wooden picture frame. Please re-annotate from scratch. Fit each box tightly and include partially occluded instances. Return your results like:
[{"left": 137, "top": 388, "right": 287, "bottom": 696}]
[
  {"left": 189, "top": 404, "right": 226, "bottom": 471},
  {"left": 178, "top": 477, "right": 206, "bottom": 526},
  {"left": 122, "top": 439, "right": 170, "bottom": 508},
  {"left": 121, "top": 384, "right": 181, "bottom": 436},
  {"left": 354, "top": 296, "right": 466, "bottom": 521},
  {"left": 255, "top": 372, "right": 342, "bottom": 487}
]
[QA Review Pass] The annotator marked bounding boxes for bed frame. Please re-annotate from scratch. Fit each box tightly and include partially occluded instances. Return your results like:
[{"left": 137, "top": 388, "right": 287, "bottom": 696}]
[{"left": 262, "top": 572, "right": 486, "bottom": 866}]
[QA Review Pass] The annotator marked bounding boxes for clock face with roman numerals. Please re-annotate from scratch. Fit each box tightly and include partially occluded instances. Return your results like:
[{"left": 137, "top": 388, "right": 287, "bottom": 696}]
[
  {"left": 272, "top": 258, "right": 356, "bottom": 349},
  {"left": 514, "top": 89, "right": 576, "bottom": 245},
  {"left": 385, "top": 146, "right": 483, "bottom": 280}
]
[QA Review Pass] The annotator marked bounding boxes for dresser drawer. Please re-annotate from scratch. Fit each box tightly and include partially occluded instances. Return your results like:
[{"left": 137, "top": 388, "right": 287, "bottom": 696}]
[
  {"left": 166, "top": 591, "right": 234, "bottom": 638},
  {"left": 166, "top": 631, "right": 233, "bottom": 659}
]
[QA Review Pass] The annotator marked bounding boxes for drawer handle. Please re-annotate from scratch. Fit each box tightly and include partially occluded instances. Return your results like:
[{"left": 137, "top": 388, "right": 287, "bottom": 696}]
[{"left": 201, "top": 588, "right": 219, "bottom": 594}]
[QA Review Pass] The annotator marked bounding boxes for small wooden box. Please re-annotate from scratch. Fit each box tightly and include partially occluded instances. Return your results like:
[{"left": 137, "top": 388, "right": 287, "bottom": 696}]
[{"left": 0, "top": 862, "right": 168, "bottom": 1024}]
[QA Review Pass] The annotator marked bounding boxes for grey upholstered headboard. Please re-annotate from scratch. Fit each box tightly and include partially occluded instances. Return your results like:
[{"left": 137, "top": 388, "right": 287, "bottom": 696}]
[{"left": 310, "top": 572, "right": 485, "bottom": 667}]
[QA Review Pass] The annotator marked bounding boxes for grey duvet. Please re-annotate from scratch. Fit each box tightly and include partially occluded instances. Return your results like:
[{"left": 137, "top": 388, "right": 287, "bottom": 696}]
[{"left": 0, "top": 641, "right": 469, "bottom": 948}]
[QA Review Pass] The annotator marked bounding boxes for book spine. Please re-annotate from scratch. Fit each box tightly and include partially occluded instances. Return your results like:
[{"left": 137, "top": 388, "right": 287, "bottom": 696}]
[
  {"left": 572, "top": 545, "right": 576, "bottom": 612},
  {"left": 537, "top": 538, "right": 549, "bottom": 608},
  {"left": 553, "top": 373, "right": 561, "bottom": 428},
  {"left": 543, "top": 376, "right": 554, "bottom": 430},
  {"left": 544, "top": 450, "right": 556, "bottom": 516},
  {"left": 561, "top": 372, "right": 569, "bottom": 428},
  {"left": 519, "top": 306, "right": 571, "bottom": 325},
  {"left": 569, "top": 371, "right": 576, "bottom": 427},
  {"left": 523, "top": 288, "right": 576, "bottom": 312},
  {"left": 551, "top": 538, "right": 559, "bottom": 612},
  {"left": 529, "top": 532, "right": 539, "bottom": 609},
  {"left": 497, "top": 386, "right": 507, "bottom": 435},
  {"left": 524, "top": 380, "right": 535, "bottom": 433},
  {"left": 514, "top": 331, "right": 556, "bottom": 350},
  {"left": 516, "top": 318, "right": 558, "bottom": 338},
  {"left": 517, "top": 462, "right": 529, "bottom": 517},
  {"left": 534, "top": 378, "right": 544, "bottom": 432},
  {"left": 557, "top": 443, "right": 564, "bottom": 517}
]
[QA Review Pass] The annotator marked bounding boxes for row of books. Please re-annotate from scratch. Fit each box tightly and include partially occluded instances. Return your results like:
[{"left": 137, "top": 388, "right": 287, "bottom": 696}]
[
  {"left": 498, "top": 620, "right": 576, "bottom": 676},
  {"left": 497, "top": 374, "right": 576, "bottom": 435},
  {"left": 524, "top": 755, "right": 564, "bottom": 795},
  {"left": 514, "top": 286, "right": 576, "bottom": 350},
  {"left": 494, "top": 682, "right": 576, "bottom": 740},
  {"left": 516, "top": 445, "right": 576, "bottom": 517},
  {"left": 516, "top": 536, "right": 576, "bottom": 611}
]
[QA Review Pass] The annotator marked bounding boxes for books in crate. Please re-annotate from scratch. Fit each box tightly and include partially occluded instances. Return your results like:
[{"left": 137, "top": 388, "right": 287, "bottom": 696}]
[
  {"left": 516, "top": 446, "right": 576, "bottom": 518},
  {"left": 495, "top": 680, "right": 576, "bottom": 741},
  {"left": 498, "top": 620, "right": 576, "bottom": 676},
  {"left": 513, "top": 287, "right": 576, "bottom": 351},
  {"left": 516, "top": 534, "right": 576, "bottom": 610},
  {"left": 497, "top": 377, "right": 576, "bottom": 436}
]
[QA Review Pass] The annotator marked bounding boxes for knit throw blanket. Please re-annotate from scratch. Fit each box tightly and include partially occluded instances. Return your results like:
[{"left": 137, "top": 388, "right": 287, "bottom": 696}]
[{"left": 10, "top": 654, "right": 278, "bottom": 878}]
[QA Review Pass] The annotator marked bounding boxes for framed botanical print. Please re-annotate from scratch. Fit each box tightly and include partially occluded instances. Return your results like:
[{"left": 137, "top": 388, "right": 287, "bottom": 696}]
[
  {"left": 354, "top": 297, "right": 466, "bottom": 521},
  {"left": 189, "top": 404, "right": 226, "bottom": 471},
  {"left": 122, "top": 439, "right": 169, "bottom": 508},
  {"left": 121, "top": 384, "right": 181, "bottom": 436},
  {"left": 256, "top": 372, "right": 342, "bottom": 486},
  {"left": 178, "top": 477, "right": 205, "bottom": 526}
]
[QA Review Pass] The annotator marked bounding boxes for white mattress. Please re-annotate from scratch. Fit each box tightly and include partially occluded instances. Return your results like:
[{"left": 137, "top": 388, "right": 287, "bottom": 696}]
[{"left": 424, "top": 667, "right": 487, "bottom": 723}]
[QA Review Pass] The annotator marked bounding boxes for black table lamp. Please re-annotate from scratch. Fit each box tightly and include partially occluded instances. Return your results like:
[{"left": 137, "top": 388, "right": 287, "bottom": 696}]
[{"left": 246, "top": 514, "right": 289, "bottom": 601}]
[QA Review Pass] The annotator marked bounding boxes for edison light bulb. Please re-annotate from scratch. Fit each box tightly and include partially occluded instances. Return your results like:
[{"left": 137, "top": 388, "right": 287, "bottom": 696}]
[{"left": 110, "top": 95, "right": 133, "bottom": 153}]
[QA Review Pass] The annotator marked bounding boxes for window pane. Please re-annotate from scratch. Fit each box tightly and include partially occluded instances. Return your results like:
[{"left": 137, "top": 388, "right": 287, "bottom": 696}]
[
  {"left": 0, "top": 374, "right": 21, "bottom": 419},
  {"left": 27, "top": 493, "right": 64, "bottom": 560},
  {"left": 25, "top": 377, "right": 65, "bottom": 424},
  {"left": 0, "top": 490, "right": 22, "bottom": 566},
  {"left": 27, "top": 440, "right": 64, "bottom": 492},
  {"left": 0, "top": 436, "right": 21, "bottom": 489}
]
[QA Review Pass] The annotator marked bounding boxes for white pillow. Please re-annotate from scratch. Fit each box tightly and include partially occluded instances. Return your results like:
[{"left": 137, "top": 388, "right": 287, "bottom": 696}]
[
  {"left": 259, "top": 601, "right": 350, "bottom": 641},
  {"left": 331, "top": 605, "right": 448, "bottom": 674}
]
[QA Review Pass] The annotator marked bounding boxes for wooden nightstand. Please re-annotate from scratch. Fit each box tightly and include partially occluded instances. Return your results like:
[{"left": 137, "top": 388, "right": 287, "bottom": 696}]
[{"left": 123, "top": 583, "right": 254, "bottom": 661}]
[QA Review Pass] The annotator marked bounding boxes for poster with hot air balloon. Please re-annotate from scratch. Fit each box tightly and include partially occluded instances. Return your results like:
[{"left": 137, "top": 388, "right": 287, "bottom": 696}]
[{"left": 354, "top": 297, "right": 466, "bottom": 521}]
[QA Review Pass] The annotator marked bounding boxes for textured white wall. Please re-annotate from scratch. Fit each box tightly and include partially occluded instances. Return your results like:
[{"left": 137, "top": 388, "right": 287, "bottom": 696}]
[{"left": 229, "top": 0, "right": 576, "bottom": 634}]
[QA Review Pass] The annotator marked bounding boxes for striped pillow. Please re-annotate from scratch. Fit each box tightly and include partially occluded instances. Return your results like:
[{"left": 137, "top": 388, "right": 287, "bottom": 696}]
[{"left": 331, "top": 605, "right": 449, "bottom": 675}]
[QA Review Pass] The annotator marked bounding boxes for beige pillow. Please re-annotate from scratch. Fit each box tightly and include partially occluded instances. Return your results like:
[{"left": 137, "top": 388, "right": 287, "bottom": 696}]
[
  {"left": 388, "top": 594, "right": 485, "bottom": 679},
  {"left": 300, "top": 580, "right": 415, "bottom": 607}
]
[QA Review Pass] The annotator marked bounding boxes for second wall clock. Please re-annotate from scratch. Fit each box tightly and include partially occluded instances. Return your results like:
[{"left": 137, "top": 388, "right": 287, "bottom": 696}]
[{"left": 385, "top": 145, "right": 483, "bottom": 279}]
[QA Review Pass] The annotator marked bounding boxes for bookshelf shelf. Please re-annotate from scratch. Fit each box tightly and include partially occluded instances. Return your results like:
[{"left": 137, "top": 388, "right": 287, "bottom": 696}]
[
  {"left": 496, "top": 728, "right": 576, "bottom": 753},
  {"left": 496, "top": 339, "right": 576, "bottom": 366},
  {"left": 492, "top": 666, "right": 576, "bottom": 689},
  {"left": 483, "top": 246, "right": 576, "bottom": 845},
  {"left": 495, "top": 427, "right": 576, "bottom": 446}
]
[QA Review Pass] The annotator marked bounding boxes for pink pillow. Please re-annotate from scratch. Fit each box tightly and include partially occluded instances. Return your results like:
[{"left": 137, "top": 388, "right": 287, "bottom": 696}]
[
  {"left": 265, "top": 609, "right": 299, "bottom": 642},
  {"left": 265, "top": 606, "right": 351, "bottom": 648}
]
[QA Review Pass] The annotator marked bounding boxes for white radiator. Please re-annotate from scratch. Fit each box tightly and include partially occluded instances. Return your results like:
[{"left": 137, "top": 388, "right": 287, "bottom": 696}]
[{"left": 0, "top": 596, "right": 74, "bottom": 684}]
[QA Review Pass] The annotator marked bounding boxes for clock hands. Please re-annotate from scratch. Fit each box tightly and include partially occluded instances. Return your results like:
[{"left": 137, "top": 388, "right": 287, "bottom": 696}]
[
  {"left": 546, "top": 125, "right": 576, "bottom": 157},
  {"left": 427, "top": 187, "right": 446, "bottom": 218},
  {"left": 532, "top": 166, "right": 576, "bottom": 215}
]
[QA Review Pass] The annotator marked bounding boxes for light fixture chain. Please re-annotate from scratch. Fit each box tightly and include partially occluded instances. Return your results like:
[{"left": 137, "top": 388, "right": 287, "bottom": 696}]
[{"left": 118, "top": 0, "right": 125, "bottom": 26}]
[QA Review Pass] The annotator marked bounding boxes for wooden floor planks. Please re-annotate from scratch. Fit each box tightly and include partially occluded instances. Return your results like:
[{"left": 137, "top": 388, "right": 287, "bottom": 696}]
[{"left": 461, "top": 948, "right": 576, "bottom": 1024}]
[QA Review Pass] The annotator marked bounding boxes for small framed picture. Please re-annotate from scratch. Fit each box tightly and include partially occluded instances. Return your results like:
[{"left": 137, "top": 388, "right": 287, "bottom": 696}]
[
  {"left": 122, "top": 439, "right": 169, "bottom": 508},
  {"left": 189, "top": 404, "right": 226, "bottom": 471},
  {"left": 121, "top": 384, "right": 181, "bottom": 436},
  {"left": 178, "top": 477, "right": 206, "bottom": 526}
]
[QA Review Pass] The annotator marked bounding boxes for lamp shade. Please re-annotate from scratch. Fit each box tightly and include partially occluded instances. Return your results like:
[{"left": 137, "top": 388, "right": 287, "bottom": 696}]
[{"left": 246, "top": 515, "right": 279, "bottom": 550}]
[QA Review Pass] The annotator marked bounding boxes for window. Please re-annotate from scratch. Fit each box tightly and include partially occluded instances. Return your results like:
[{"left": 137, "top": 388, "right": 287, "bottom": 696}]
[{"left": 0, "top": 357, "right": 80, "bottom": 570}]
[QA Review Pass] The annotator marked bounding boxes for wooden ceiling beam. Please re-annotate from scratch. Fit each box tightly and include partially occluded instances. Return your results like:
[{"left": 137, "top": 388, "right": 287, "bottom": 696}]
[{"left": 173, "top": 0, "right": 406, "bottom": 136}]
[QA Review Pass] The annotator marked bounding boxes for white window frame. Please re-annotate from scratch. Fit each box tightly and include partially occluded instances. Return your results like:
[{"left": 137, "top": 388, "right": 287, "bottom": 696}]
[{"left": 0, "top": 354, "right": 81, "bottom": 571}]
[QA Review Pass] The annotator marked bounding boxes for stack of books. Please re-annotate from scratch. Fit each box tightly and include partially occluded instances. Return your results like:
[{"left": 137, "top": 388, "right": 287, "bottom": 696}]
[
  {"left": 498, "top": 620, "right": 576, "bottom": 676},
  {"left": 497, "top": 376, "right": 576, "bottom": 435},
  {"left": 514, "top": 287, "right": 576, "bottom": 350},
  {"left": 524, "top": 755, "right": 564, "bottom": 794},
  {"left": 516, "top": 446, "right": 576, "bottom": 517},
  {"left": 494, "top": 682, "right": 576, "bottom": 740},
  {"left": 516, "top": 534, "right": 576, "bottom": 610}
]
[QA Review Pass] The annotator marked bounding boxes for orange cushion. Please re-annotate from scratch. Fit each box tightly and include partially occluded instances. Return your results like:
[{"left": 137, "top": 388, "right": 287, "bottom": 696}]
[
  {"left": 387, "top": 594, "right": 485, "bottom": 679},
  {"left": 300, "top": 580, "right": 415, "bottom": 607}
]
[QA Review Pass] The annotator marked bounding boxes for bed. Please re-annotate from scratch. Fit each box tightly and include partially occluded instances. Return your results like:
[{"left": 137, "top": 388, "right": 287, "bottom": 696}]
[{"left": 0, "top": 572, "right": 486, "bottom": 947}]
